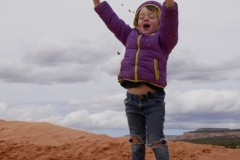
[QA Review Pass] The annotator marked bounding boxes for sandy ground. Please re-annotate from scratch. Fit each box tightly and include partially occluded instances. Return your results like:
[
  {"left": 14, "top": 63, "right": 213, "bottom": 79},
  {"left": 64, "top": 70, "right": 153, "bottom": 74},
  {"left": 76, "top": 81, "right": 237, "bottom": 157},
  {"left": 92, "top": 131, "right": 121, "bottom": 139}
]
[{"left": 0, "top": 119, "right": 239, "bottom": 160}]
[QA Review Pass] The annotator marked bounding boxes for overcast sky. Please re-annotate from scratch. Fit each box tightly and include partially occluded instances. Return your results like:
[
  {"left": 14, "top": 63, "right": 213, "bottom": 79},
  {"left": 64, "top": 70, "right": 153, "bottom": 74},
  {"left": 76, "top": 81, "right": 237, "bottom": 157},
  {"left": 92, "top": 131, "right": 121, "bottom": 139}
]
[{"left": 0, "top": 0, "right": 240, "bottom": 137}]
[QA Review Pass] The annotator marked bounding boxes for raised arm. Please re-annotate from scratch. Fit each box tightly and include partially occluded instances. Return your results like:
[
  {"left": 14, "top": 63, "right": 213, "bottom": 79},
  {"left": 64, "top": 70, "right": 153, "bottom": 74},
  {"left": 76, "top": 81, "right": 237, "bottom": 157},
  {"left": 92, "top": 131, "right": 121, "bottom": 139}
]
[
  {"left": 93, "top": 1, "right": 132, "bottom": 46},
  {"left": 159, "top": 0, "right": 178, "bottom": 54}
]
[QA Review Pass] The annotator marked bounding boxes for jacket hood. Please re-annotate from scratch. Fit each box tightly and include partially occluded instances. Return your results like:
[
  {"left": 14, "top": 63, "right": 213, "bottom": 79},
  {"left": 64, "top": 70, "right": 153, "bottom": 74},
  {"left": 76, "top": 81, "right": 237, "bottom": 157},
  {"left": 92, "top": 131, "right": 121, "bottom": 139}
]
[{"left": 133, "top": 1, "right": 162, "bottom": 29}]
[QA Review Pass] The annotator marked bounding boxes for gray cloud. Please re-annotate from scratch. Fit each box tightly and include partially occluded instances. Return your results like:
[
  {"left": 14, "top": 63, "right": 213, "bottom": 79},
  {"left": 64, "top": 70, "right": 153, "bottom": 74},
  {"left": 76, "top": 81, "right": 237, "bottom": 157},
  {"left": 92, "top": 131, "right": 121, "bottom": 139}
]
[
  {"left": 42, "top": 110, "right": 127, "bottom": 130},
  {"left": 100, "top": 55, "right": 123, "bottom": 76},
  {"left": 67, "top": 93, "right": 125, "bottom": 112},
  {"left": 167, "top": 49, "right": 240, "bottom": 83},
  {"left": 0, "top": 103, "right": 59, "bottom": 121},
  {"left": 0, "top": 61, "right": 100, "bottom": 84},
  {"left": 23, "top": 39, "right": 113, "bottom": 66},
  {"left": 1, "top": 89, "right": 240, "bottom": 131},
  {"left": 0, "top": 37, "right": 122, "bottom": 84},
  {"left": 1, "top": 87, "right": 240, "bottom": 134},
  {"left": 165, "top": 89, "right": 240, "bottom": 130}
]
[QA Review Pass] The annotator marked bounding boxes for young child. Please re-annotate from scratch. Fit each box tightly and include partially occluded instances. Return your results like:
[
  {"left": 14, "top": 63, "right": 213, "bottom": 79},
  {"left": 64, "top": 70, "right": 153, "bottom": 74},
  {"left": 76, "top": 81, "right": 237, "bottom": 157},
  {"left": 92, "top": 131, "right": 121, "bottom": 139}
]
[{"left": 93, "top": 0, "right": 178, "bottom": 159}]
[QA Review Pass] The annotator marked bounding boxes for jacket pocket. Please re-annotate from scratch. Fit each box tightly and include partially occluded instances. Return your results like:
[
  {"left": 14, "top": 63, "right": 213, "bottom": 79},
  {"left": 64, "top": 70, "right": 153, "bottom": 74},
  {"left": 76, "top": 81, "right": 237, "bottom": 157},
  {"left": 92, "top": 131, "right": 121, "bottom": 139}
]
[{"left": 154, "top": 59, "right": 160, "bottom": 80}]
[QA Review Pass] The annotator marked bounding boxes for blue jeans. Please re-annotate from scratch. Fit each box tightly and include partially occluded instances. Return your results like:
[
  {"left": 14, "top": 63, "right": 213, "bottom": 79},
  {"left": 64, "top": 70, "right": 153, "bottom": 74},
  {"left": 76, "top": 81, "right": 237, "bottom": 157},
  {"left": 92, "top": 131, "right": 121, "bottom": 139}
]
[{"left": 124, "top": 91, "right": 169, "bottom": 160}]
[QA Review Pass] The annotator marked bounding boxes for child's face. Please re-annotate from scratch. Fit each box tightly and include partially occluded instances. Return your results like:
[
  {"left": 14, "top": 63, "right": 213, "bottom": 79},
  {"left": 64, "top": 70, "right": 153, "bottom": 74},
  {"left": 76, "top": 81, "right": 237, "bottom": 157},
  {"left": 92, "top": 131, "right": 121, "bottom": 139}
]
[{"left": 137, "top": 7, "right": 159, "bottom": 34}]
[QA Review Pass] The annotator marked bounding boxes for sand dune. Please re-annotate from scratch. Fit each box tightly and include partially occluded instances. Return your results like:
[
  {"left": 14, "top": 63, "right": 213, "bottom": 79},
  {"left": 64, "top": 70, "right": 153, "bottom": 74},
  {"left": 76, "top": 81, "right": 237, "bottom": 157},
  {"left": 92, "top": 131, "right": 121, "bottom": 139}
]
[{"left": 0, "top": 119, "right": 239, "bottom": 160}]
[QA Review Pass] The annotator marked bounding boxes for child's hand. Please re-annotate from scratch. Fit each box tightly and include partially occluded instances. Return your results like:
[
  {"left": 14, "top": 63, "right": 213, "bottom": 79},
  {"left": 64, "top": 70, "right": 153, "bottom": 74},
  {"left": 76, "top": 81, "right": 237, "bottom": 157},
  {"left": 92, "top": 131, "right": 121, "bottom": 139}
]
[
  {"left": 164, "top": 0, "right": 174, "bottom": 8},
  {"left": 93, "top": 0, "right": 100, "bottom": 7}
]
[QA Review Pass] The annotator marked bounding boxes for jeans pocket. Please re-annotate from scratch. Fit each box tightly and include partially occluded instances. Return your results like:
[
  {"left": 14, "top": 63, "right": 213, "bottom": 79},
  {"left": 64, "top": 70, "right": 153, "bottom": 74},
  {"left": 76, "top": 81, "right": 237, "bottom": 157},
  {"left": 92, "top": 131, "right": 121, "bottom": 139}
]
[
  {"left": 149, "top": 98, "right": 165, "bottom": 106},
  {"left": 124, "top": 97, "right": 131, "bottom": 105}
]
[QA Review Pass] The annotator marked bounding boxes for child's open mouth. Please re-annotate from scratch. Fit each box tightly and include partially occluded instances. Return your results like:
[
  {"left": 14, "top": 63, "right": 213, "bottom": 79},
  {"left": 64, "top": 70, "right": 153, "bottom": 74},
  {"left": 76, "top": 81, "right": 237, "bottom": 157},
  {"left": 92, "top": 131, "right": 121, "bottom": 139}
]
[{"left": 143, "top": 23, "right": 150, "bottom": 29}]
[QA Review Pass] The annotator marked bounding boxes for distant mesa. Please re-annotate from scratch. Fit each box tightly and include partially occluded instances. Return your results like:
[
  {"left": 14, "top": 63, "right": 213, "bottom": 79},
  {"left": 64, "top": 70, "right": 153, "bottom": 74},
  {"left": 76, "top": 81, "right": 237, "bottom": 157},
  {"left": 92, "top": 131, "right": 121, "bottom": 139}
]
[
  {"left": 194, "top": 128, "right": 237, "bottom": 132},
  {"left": 165, "top": 128, "right": 240, "bottom": 141},
  {"left": 179, "top": 128, "right": 240, "bottom": 140}
]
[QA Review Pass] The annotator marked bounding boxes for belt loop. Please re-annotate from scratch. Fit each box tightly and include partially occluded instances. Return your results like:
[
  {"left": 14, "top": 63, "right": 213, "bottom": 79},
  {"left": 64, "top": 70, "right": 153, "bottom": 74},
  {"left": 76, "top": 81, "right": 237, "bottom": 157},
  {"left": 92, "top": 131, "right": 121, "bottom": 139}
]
[{"left": 147, "top": 91, "right": 152, "bottom": 98}]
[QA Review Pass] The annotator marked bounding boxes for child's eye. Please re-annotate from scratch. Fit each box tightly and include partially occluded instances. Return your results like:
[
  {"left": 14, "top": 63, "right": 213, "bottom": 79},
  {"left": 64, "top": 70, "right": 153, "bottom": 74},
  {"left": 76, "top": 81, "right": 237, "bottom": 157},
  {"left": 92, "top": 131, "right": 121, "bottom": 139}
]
[
  {"left": 149, "top": 14, "right": 157, "bottom": 19},
  {"left": 149, "top": 15, "right": 155, "bottom": 19}
]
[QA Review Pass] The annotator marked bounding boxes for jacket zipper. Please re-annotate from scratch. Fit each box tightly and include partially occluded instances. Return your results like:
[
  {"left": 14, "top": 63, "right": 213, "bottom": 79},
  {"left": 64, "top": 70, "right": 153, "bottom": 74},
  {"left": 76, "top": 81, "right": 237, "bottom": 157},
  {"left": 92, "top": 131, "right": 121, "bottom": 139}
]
[
  {"left": 134, "top": 35, "right": 142, "bottom": 81},
  {"left": 154, "top": 59, "right": 160, "bottom": 80}
]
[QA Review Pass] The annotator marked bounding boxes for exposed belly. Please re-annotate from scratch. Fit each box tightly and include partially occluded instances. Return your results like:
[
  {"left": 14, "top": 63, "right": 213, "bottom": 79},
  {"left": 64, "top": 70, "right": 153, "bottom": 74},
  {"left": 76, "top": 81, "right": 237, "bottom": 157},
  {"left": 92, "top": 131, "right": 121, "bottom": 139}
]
[{"left": 127, "top": 84, "right": 156, "bottom": 95}]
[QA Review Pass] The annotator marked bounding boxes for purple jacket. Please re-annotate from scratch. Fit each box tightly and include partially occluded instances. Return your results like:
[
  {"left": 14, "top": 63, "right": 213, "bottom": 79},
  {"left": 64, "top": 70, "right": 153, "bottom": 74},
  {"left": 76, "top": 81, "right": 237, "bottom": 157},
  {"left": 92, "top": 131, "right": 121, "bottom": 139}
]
[{"left": 95, "top": 1, "right": 178, "bottom": 88}]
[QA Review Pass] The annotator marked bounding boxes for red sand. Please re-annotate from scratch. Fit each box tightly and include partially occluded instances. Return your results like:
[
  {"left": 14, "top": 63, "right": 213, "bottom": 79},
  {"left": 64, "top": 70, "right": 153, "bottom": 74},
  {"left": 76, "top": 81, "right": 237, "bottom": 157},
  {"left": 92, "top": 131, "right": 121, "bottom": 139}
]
[{"left": 0, "top": 119, "right": 239, "bottom": 160}]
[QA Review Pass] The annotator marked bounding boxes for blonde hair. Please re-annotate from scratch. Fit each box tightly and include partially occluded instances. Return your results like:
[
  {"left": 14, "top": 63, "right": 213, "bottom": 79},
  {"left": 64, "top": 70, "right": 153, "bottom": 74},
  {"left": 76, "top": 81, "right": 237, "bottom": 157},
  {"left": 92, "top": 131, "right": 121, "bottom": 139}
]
[{"left": 133, "top": 4, "right": 161, "bottom": 28}]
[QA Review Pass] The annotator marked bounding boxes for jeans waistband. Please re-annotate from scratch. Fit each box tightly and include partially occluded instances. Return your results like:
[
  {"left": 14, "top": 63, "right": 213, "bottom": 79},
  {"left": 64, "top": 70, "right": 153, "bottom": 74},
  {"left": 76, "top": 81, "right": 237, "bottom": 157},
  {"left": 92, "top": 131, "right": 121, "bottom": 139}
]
[{"left": 126, "top": 91, "right": 165, "bottom": 100}]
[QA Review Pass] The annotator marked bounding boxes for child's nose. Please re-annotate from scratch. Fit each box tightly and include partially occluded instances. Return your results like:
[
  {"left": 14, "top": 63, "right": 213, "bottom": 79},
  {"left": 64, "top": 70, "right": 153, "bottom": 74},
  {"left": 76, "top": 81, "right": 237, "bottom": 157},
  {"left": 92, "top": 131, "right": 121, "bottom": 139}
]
[{"left": 143, "top": 17, "right": 149, "bottom": 21}]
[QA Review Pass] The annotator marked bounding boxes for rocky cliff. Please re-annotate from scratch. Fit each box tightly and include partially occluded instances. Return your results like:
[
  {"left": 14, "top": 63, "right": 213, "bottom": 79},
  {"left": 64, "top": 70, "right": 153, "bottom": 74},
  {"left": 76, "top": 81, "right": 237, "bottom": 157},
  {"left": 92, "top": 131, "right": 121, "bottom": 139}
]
[{"left": 179, "top": 128, "right": 240, "bottom": 140}]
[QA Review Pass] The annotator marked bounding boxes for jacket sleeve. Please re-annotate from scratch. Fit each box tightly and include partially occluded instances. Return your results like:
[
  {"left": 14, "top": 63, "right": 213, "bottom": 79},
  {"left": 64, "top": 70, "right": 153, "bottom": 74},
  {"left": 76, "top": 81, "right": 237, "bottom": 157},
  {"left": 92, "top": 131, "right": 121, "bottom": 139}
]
[
  {"left": 94, "top": 1, "right": 132, "bottom": 46},
  {"left": 159, "top": 2, "right": 179, "bottom": 54}
]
